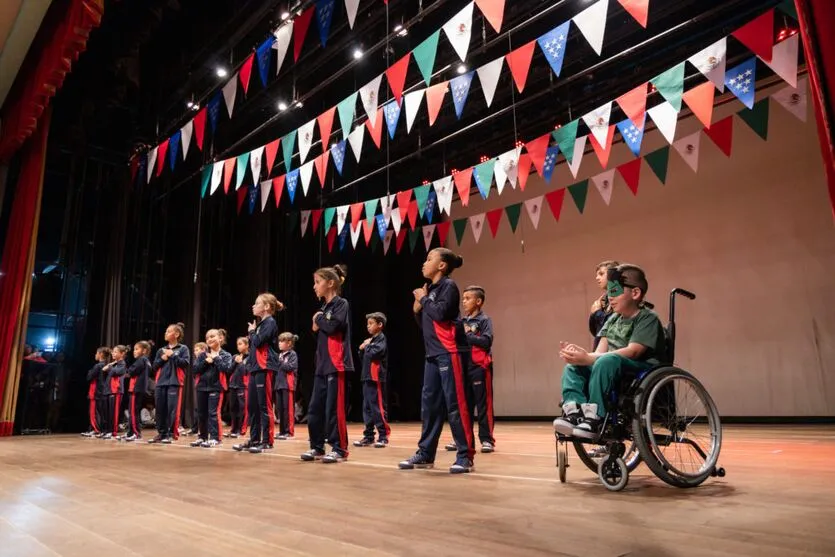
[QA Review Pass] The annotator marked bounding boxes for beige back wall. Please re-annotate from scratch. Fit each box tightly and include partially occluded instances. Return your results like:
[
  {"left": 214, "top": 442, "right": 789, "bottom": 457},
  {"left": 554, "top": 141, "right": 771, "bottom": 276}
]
[{"left": 450, "top": 83, "right": 835, "bottom": 417}]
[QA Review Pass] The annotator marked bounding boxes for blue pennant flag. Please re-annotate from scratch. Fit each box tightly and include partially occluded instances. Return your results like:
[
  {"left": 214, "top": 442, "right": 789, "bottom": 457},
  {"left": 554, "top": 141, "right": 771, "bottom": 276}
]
[
  {"left": 450, "top": 71, "right": 474, "bottom": 119},
  {"left": 537, "top": 21, "right": 570, "bottom": 77},
  {"left": 315, "top": 0, "right": 335, "bottom": 48},
  {"left": 383, "top": 100, "right": 401, "bottom": 140},
  {"left": 286, "top": 169, "right": 300, "bottom": 204},
  {"left": 256, "top": 36, "right": 275, "bottom": 88},
  {"left": 424, "top": 190, "right": 437, "bottom": 223},
  {"left": 168, "top": 130, "right": 181, "bottom": 171},
  {"left": 725, "top": 57, "right": 757, "bottom": 109},
  {"left": 543, "top": 145, "right": 560, "bottom": 183},
  {"left": 207, "top": 92, "right": 222, "bottom": 133},
  {"left": 330, "top": 140, "right": 347, "bottom": 175},
  {"left": 616, "top": 115, "right": 646, "bottom": 158},
  {"left": 375, "top": 213, "right": 388, "bottom": 241},
  {"left": 136, "top": 158, "right": 147, "bottom": 188},
  {"left": 248, "top": 182, "right": 259, "bottom": 214},
  {"left": 338, "top": 220, "right": 349, "bottom": 251}
]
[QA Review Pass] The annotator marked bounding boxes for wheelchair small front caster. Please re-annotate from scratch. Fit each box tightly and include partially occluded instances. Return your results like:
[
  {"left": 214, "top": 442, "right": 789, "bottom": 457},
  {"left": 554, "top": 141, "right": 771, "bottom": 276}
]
[
  {"left": 716, "top": 467, "right": 726, "bottom": 478},
  {"left": 598, "top": 456, "right": 629, "bottom": 492},
  {"left": 557, "top": 441, "right": 568, "bottom": 483}
]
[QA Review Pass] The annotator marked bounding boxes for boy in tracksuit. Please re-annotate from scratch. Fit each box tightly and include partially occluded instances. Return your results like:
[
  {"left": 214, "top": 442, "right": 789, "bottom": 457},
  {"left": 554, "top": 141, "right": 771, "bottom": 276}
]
[
  {"left": 354, "top": 312, "right": 390, "bottom": 448},
  {"left": 461, "top": 286, "right": 495, "bottom": 452},
  {"left": 82, "top": 347, "right": 110, "bottom": 437},
  {"left": 228, "top": 337, "right": 250, "bottom": 438},
  {"left": 125, "top": 341, "right": 152, "bottom": 441},
  {"left": 149, "top": 322, "right": 191, "bottom": 444},
  {"left": 274, "top": 333, "right": 299, "bottom": 440},
  {"left": 103, "top": 346, "right": 128, "bottom": 439}
]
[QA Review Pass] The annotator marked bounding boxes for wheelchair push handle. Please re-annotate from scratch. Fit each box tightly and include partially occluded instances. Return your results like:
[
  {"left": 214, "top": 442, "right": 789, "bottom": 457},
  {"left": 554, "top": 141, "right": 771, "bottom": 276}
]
[
  {"left": 669, "top": 287, "right": 696, "bottom": 325},
  {"left": 672, "top": 288, "right": 696, "bottom": 300}
]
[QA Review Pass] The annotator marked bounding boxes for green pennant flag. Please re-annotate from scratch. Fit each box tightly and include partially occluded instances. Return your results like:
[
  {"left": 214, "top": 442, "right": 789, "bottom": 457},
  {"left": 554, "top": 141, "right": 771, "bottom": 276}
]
[
  {"left": 651, "top": 63, "right": 685, "bottom": 111},
  {"left": 337, "top": 92, "right": 358, "bottom": 140},
  {"left": 645, "top": 146, "right": 670, "bottom": 184},
  {"left": 364, "top": 198, "right": 379, "bottom": 226},
  {"left": 370, "top": 230, "right": 380, "bottom": 253},
  {"left": 412, "top": 185, "right": 431, "bottom": 216},
  {"left": 453, "top": 218, "right": 468, "bottom": 245},
  {"left": 737, "top": 98, "right": 769, "bottom": 141},
  {"left": 552, "top": 120, "right": 579, "bottom": 163},
  {"left": 236, "top": 152, "right": 251, "bottom": 189},
  {"left": 408, "top": 228, "right": 421, "bottom": 252},
  {"left": 413, "top": 30, "right": 440, "bottom": 86},
  {"left": 200, "top": 165, "right": 211, "bottom": 198},
  {"left": 474, "top": 159, "right": 496, "bottom": 199},
  {"left": 286, "top": 211, "right": 299, "bottom": 234},
  {"left": 568, "top": 180, "right": 589, "bottom": 214},
  {"left": 777, "top": 0, "right": 797, "bottom": 19},
  {"left": 505, "top": 203, "right": 522, "bottom": 232},
  {"left": 323, "top": 207, "right": 336, "bottom": 231},
  {"left": 282, "top": 130, "right": 297, "bottom": 171}
]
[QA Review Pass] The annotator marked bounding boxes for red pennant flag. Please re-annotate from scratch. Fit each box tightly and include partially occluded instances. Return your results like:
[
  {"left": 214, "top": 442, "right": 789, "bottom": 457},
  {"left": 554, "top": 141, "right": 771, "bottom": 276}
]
[
  {"left": 486, "top": 208, "right": 503, "bottom": 238},
  {"left": 193, "top": 109, "right": 207, "bottom": 151},
  {"left": 362, "top": 220, "right": 374, "bottom": 245},
  {"left": 129, "top": 156, "right": 139, "bottom": 182},
  {"left": 407, "top": 199, "right": 419, "bottom": 230},
  {"left": 326, "top": 226, "right": 337, "bottom": 252},
  {"left": 397, "top": 190, "right": 412, "bottom": 222},
  {"left": 365, "top": 108, "right": 384, "bottom": 149},
  {"left": 239, "top": 54, "right": 255, "bottom": 95},
  {"left": 453, "top": 167, "right": 473, "bottom": 207},
  {"left": 264, "top": 139, "right": 280, "bottom": 174},
  {"left": 236, "top": 186, "right": 247, "bottom": 214},
  {"left": 617, "top": 158, "right": 642, "bottom": 195},
  {"left": 317, "top": 107, "right": 336, "bottom": 150},
  {"left": 682, "top": 81, "right": 715, "bottom": 129},
  {"left": 314, "top": 151, "right": 330, "bottom": 187},
  {"left": 156, "top": 139, "right": 169, "bottom": 176},
  {"left": 293, "top": 7, "right": 315, "bottom": 62},
  {"left": 617, "top": 0, "right": 649, "bottom": 28},
  {"left": 395, "top": 229, "right": 407, "bottom": 253},
  {"left": 437, "top": 221, "right": 451, "bottom": 247},
  {"left": 505, "top": 40, "right": 536, "bottom": 93},
  {"left": 589, "top": 125, "right": 616, "bottom": 168},
  {"left": 350, "top": 202, "right": 364, "bottom": 224},
  {"left": 311, "top": 208, "right": 323, "bottom": 233},
  {"left": 703, "top": 115, "right": 733, "bottom": 157},
  {"left": 475, "top": 0, "right": 505, "bottom": 33},
  {"left": 731, "top": 9, "right": 774, "bottom": 62},
  {"left": 386, "top": 53, "right": 411, "bottom": 105},
  {"left": 426, "top": 82, "right": 448, "bottom": 126},
  {"left": 544, "top": 189, "right": 566, "bottom": 222},
  {"left": 616, "top": 83, "right": 648, "bottom": 128},
  {"left": 517, "top": 153, "right": 532, "bottom": 191},
  {"left": 223, "top": 159, "right": 236, "bottom": 194},
  {"left": 272, "top": 175, "right": 285, "bottom": 207},
  {"left": 525, "top": 133, "right": 550, "bottom": 177}
]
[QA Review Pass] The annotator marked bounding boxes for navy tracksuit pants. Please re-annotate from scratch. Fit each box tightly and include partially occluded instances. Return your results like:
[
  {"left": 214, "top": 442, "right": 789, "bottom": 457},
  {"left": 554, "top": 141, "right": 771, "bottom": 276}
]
[
  {"left": 308, "top": 372, "right": 349, "bottom": 456},
  {"left": 155, "top": 385, "right": 182, "bottom": 439},
  {"left": 248, "top": 371, "right": 275, "bottom": 445},
  {"left": 361, "top": 380, "right": 390, "bottom": 441}
]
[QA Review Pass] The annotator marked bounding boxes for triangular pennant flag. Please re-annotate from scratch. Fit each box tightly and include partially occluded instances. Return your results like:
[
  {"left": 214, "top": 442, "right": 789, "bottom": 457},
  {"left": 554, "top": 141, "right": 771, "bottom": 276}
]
[
  {"left": 300, "top": 210, "right": 311, "bottom": 236},
  {"left": 568, "top": 180, "right": 589, "bottom": 214},
  {"left": 672, "top": 131, "right": 701, "bottom": 173},
  {"left": 326, "top": 226, "right": 337, "bottom": 252},
  {"left": 350, "top": 202, "right": 363, "bottom": 225},
  {"left": 299, "top": 160, "right": 315, "bottom": 195},
  {"left": 644, "top": 146, "right": 670, "bottom": 184},
  {"left": 315, "top": 0, "right": 335, "bottom": 48},
  {"left": 426, "top": 82, "right": 448, "bottom": 126},
  {"left": 264, "top": 139, "right": 280, "bottom": 174},
  {"left": 526, "top": 133, "right": 550, "bottom": 176},
  {"left": 200, "top": 165, "right": 212, "bottom": 198},
  {"left": 396, "top": 190, "right": 412, "bottom": 223},
  {"left": 311, "top": 208, "right": 323, "bottom": 233},
  {"left": 156, "top": 139, "right": 169, "bottom": 176},
  {"left": 505, "top": 203, "right": 522, "bottom": 232},
  {"left": 235, "top": 152, "right": 250, "bottom": 190},
  {"left": 589, "top": 124, "right": 616, "bottom": 168},
  {"left": 537, "top": 21, "right": 570, "bottom": 77},
  {"left": 317, "top": 107, "right": 336, "bottom": 151},
  {"left": 260, "top": 180, "right": 272, "bottom": 211},
  {"left": 365, "top": 198, "right": 379, "bottom": 226},
  {"left": 207, "top": 92, "right": 222, "bottom": 134},
  {"left": 375, "top": 213, "right": 388, "bottom": 241},
  {"left": 616, "top": 158, "right": 642, "bottom": 195},
  {"left": 249, "top": 146, "right": 264, "bottom": 183},
  {"left": 413, "top": 185, "right": 431, "bottom": 217},
  {"left": 616, "top": 83, "right": 648, "bottom": 128},
  {"left": 688, "top": 38, "right": 727, "bottom": 92},
  {"left": 476, "top": 57, "right": 503, "bottom": 108},
  {"left": 524, "top": 196, "right": 543, "bottom": 229},
  {"left": 572, "top": 0, "right": 609, "bottom": 55},
  {"left": 762, "top": 34, "right": 798, "bottom": 88},
  {"left": 331, "top": 140, "right": 347, "bottom": 175},
  {"left": 181, "top": 121, "right": 193, "bottom": 160},
  {"left": 591, "top": 169, "right": 615, "bottom": 205},
  {"left": 386, "top": 53, "right": 411, "bottom": 105},
  {"left": 293, "top": 6, "right": 315, "bottom": 62},
  {"left": 193, "top": 108, "right": 207, "bottom": 151},
  {"left": 552, "top": 120, "right": 579, "bottom": 162},
  {"left": 703, "top": 115, "right": 733, "bottom": 157},
  {"left": 731, "top": 9, "right": 774, "bottom": 63},
  {"left": 336, "top": 204, "right": 349, "bottom": 232},
  {"left": 474, "top": 159, "right": 495, "bottom": 199},
  {"left": 497, "top": 148, "right": 520, "bottom": 191},
  {"left": 422, "top": 224, "right": 436, "bottom": 250},
  {"left": 544, "top": 188, "right": 566, "bottom": 222},
  {"left": 453, "top": 218, "right": 468, "bottom": 245},
  {"left": 298, "top": 119, "right": 317, "bottom": 164},
  {"left": 223, "top": 158, "right": 236, "bottom": 193},
  {"left": 210, "top": 161, "right": 224, "bottom": 195},
  {"left": 395, "top": 228, "right": 406, "bottom": 253},
  {"left": 380, "top": 194, "right": 393, "bottom": 227},
  {"left": 566, "top": 136, "right": 587, "bottom": 179},
  {"left": 360, "top": 75, "right": 383, "bottom": 127},
  {"left": 582, "top": 102, "right": 613, "bottom": 147},
  {"left": 450, "top": 71, "right": 474, "bottom": 119},
  {"left": 408, "top": 228, "right": 421, "bottom": 253},
  {"left": 505, "top": 40, "right": 536, "bottom": 93},
  {"left": 454, "top": 167, "right": 473, "bottom": 207},
  {"left": 362, "top": 220, "right": 374, "bottom": 245},
  {"left": 647, "top": 101, "right": 678, "bottom": 144},
  {"left": 682, "top": 81, "right": 715, "bottom": 129},
  {"left": 437, "top": 220, "right": 451, "bottom": 247},
  {"left": 771, "top": 77, "right": 807, "bottom": 122},
  {"left": 247, "top": 182, "right": 259, "bottom": 214},
  {"left": 345, "top": 0, "right": 360, "bottom": 28},
  {"left": 413, "top": 30, "right": 441, "bottom": 86},
  {"left": 272, "top": 175, "right": 285, "bottom": 207},
  {"left": 236, "top": 185, "right": 247, "bottom": 215},
  {"left": 442, "top": 2, "right": 474, "bottom": 62},
  {"left": 282, "top": 130, "right": 297, "bottom": 171},
  {"left": 348, "top": 125, "right": 365, "bottom": 162},
  {"left": 217, "top": 76, "right": 238, "bottom": 118},
  {"left": 350, "top": 220, "right": 363, "bottom": 248},
  {"left": 383, "top": 100, "right": 401, "bottom": 139},
  {"left": 168, "top": 131, "right": 181, "bottom": 170},
  {"left": 725, "top": 57, "right": 757, "bottom": 110},
  {"left": 470, "top": 213, "right": 485, "bottom": 243},
  {"left": 365, "top": 108, "right": 384, "bottom": 149},
  {"left": 256, "top": 36, "right": 275, "bottom": 88},
  {"left": 475, "top": 0, "right": 505, "bottom": 33},
  {"left": 273, "top": 21, "right": 293, "bottom": 76},
  {"left": 517, "top": 153, "right": 532, "bottom": 191},
  {"left": 425, "top": 189, "right": 437, "bottom": 223},
  {"left": 314, "top": 151, "right": 330, "bottom": 187},
  {"left": 616, "top": 115, "right": 645, "bottom": 158},
  {"left": 407, "top": 199, "right": 420, "bottom": 230},
  {"left": 285, "top": 168, "right": 300, "bottom": 203},
  {"left": 542, "top": 145, "right": 560, "bottom": 182},
  {"left": 384, "top": 230, "right": 395, "bottom": 255},
  {"left": 486, "top": 208, "right": 503, "bottom": 237},
  {"left": 324, "top": 207, "right": 336, "bottom": 231},
  {"left": 651, "top": 62, "right": 685, "bottom": 111},
  {"left": 617, "top": 0, "right": 649, "bottom": 27},
  {"left": 339, "top": 222, "right": 350, "bottom": 251},
  {"left": 404, "top": 89, "right": 425, "bottom": 133},
  {"left": 337, "top": 92, "right": 358, "bottom": 139},
  {"left": 239, "top": 54, "right": 254, "bottom": 96}
]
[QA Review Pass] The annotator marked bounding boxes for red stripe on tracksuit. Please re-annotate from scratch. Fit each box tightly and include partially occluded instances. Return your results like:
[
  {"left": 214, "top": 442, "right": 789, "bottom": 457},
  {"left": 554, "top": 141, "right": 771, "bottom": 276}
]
[
  {"left": 241, "top": 374, "right": 249, "bottom": 435},
  {"left": 266, "top": 372, "right": 275, "bottom": 442},
  {"left": 287, "top": 374, "right": 295, "bottom": 436},
  {"left": 434, "top": 322, "right": 474, "bottom": 461},
  {"left": 328, "top": 335, "right": 349, "bottom": 456},
  {"left": 217, "top": 392, "right": 225, "bottom": 439},
  {"left": 376, "top": 381, "right": 390, "bottom": 438},
  {"left": 112, "top": 393, "right": 122, "bottom": 436},
  {"left": 89, "top": 400, "right": 99, "bottom": 433},
  {"left": 172, "top": 371, "right": 185, "bottom": 440}
]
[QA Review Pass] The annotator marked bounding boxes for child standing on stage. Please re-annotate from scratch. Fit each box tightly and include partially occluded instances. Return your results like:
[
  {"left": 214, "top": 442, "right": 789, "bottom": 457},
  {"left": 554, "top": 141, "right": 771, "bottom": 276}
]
[
  {"left": 192, "top": 329, "right": 233, "bottom": 448},
  {"left": 228, "top": 337, "right": 250, "bottom": 438},
  {"left": 103, "top": 345, "right": 128, "bottom": 440},
  {"left": 233, "top": 293, "right": 284, "bottom": 454},
  {"left": 301, "top": 264, "right": 354, "bottom": 464},
  {"left": 461, "top": 286, "right": 495, "bottom": 453},
  {"left": 125, "top": 341, "right": 152, "bottom": 442},
  {"left": 274, "top": 333, "right": 299, "bottom": 440},
  {"left": 188, "top": 342, "right": 208, "bottom": 436},
  {"left": 354, "top": 312, "right": 390, "bottom": 448},
  {"left": 82, "top": 347, "right": 110, "bottom": 437},
  {"left": 400, "top": 248, "right": 475, "bottom": 474},
  {"left": 149, "top": 322, "right": 190, "bottom": 444}
]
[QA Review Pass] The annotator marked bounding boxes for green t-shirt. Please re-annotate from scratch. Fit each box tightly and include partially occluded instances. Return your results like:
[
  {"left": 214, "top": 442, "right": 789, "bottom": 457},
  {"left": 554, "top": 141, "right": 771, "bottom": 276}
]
[{"left": 599, "top": 307, "right": 667, "bottom": 365}]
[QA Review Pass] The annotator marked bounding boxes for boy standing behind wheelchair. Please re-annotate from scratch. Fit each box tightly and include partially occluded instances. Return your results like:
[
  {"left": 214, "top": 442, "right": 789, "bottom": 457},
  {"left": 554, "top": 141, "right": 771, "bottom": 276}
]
[{"left": 554, "top": 264, "right": 666, "bottom": 440}]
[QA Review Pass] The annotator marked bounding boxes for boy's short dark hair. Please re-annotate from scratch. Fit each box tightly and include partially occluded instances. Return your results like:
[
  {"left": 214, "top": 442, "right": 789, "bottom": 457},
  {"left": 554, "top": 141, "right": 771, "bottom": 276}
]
[
  {"left": 463, "top": 285, "right": 486, "bottom": 302},
  {"left": 366, "top": 312, "right": 387, "bottom": 326},
  {"left": 610, "top": 264, "right": 649, "bottom": 299}
]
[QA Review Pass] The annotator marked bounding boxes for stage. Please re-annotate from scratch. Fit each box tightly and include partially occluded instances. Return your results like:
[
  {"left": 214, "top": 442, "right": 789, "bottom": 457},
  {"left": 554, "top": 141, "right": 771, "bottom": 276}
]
[{"left": 0, "top": 423, "right": 834, "bottom": 557}]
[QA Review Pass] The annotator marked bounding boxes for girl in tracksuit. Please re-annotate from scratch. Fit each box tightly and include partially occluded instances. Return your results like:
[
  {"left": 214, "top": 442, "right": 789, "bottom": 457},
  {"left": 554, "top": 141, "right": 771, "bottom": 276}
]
[
  {"left": 125, "top": 341, "right": 152, "bottom": 441},
  {"left": 355, "top": 312, "right": 390, "bottom": 448},
  {"left": 400, "top": 248, "right": 475, "bottom": 474},
  {"left": 103, "top": 345, "right": 128, "bottom": 439},
  {"left": 301, "top": 264, "right": 354, "bottom": 464},
  {"left": 149, "top": 322, "right": 191, "bottom": 444},
  {"left": 191, "top": 329, "right": 233, "bottom": 447},
  {"left": 189, "top": 342, "right": 207, "bottom": 436},
  {"left": 228, "top": 337, "right": 250, "bottom": 438},
  {"left": 275, "top": 333, "right": 299, "bottom": 440},
  {"left": 82, "top": 347, "right": 110, "bottom": 437},
  {"left": 233, "top": 293, "right": 284, "bottom": 454}
]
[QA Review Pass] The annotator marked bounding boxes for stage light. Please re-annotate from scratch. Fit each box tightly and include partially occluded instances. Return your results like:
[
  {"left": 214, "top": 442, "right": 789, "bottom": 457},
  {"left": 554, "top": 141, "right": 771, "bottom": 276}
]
[
  {"left": 44, "top": 337, "right": 56, "bottom": 350},
  {"left": 216, "top": 67, "right": 228, "bottom": 78},
  {"left": 280, "top": 11, "right": 290, "bottom": 20},
  {"left": 394, "top": 24, "right": 407, "bottom": 37},
  {"left": 353, "top": 48, "right": 363, "bottom": 59},
  {"left": 457, "top": 64, "right": 467, "bottom": 74},
  {"left": 394, "top": 24, "right": 402, "bottom": 32},
  {"left": 295, "top": 101, "right": 304, "bottom": 108},
  {"left": 186, "top": 101, "right": 194, "bottom": 109},
  {"left": 278, "top": 101, "right": 288, "bottom": 111}
]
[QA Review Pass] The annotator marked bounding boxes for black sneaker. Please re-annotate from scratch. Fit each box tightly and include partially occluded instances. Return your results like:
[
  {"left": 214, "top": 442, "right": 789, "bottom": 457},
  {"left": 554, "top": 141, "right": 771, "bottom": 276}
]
[
  {"left": 398, "top": 453, "right": 434, "bottom": 470},
  {"left": 233, "top": 441, "right": 254, "bottom": 452},
  {"left": 146, "top": 435, "right": 163, "bottom": 444},
  {"left": 300, "top": 449, "right": 325, "bottom": 461},
  {"left": 480, "top": 442, "right": 495, "bottom": 453},
  {"left": 572, "top": 403, "right": 603, "bottom": 440},
  {"left": 353, "top": 438, "right": 374, "bottom": 447},
  {"left": 190, "top": 438, "right": 206, "bottom": 447},
  {"left": 554, "top": 401, "right": 584, "bottom": 435},
  {"left": 450, "top": 460, "right": 474, "bottom": 474},
  {"left": 161, "top": 437, "right": 173, "bottom": 444},
  {"left": 444, "top": 442, "right": 457, "bottom": 451},
  {"left": 248, "top": 444, "right": 264, "bottom": 454},
  {"left": 374, "top": 439, "right": 388, "bottom": 448},
  {"left": 322, "top": 451, "right": 346, "bottom": 464}
]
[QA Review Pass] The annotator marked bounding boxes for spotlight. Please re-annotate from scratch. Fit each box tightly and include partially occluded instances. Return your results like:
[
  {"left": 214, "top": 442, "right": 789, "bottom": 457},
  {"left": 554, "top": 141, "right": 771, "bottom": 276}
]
[
  {"left": 280, "top": 11, "right": 290, "bottom": 20},
  {"left": 353, "top": 48, "right": 363, "bottom": 60},
  {"left": 397, "top": 28, "right": 408, "bottom": 37},
  {"left": 394, "top": 24, "right": 403, "bottom": 32},
  {"left": 457, "top": 64, "right": 467, "bottom": 74},
  {"left": 216, "top": 67, "right": 228, "bottom": 78},
  {"left": 278, "top": 101, "right": 288, "bottom": 111},
  {"left": 186, "top": 101, "right": 194, "bottom": 109},
  {"left": 295, "top": 101, "right": 304, "bottom": 108}
]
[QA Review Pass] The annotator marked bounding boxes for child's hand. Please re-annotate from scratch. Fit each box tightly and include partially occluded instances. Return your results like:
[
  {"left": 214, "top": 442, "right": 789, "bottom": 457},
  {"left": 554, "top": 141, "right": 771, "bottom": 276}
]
[
  {"left": 359, "top": 339, "right": 370, "bottom": 350},
  {"left": 312, "top": 312, "right": 322, "bottom": 332},
  {"left": 247, "top": 321, "right": 256, "bottom": 333},
  {"left": 560, "top": 344, "right": 592, "bottom": 366},
  {"left": 412, "top": 300, "right": 422, "bottom": 314},
  {"left": 234, "top": 354, "right": 243, "bottom": 364},
  {"left": 206, "top": 356, "right": 214, "bottom": 364},
  {"left": 413, "top": 285, "right": 427, "bottom": 301}
]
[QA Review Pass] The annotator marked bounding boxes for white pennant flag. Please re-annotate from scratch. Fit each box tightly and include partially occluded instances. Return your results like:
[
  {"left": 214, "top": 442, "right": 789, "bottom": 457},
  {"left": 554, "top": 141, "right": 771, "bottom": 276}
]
[
  {"left": 442, "top": 2, "right": 474, "bottom": 62},
  {"left": 391, "top": 207, "right": 403, "bottom": 235},
  {"left": 260, "top": 180, "right": 272, "bottom": 211},
  {"left": 350, "top": 221, "right": 362, "bottom": 248},
  {"left": 300, "top": 210, "right": 311, "bottom": 236},
  {"left": 404, "top": 89, "right": 425, "bottom": 134},
  {"left": 347, "top": 125, "right": 365, "bottom": 162},
  {"left": 567, "top": 136, "right": 587, "bottom": 178},
  {"left": 500, "top": 148, "right": 521, "bottom": 190},
  {"left": 360, "top": 74, "right": 383, "bottom": 127},
  {"left": 761, "top": 34, "right": 799, "bottom": 88},
  {"left": 672, "top": 131, "right": 701, "bottom": 173},
  {"left": 524, "top": 196, "right": 543, "bottom": 229},
  {"left": 345, "top": 0, "right": 360, "bottom": 29},
  {"left": 647, "top": 101, "right": 679, "bottom": 144},
  {"left": 249, "top": 146, "right": 264, "bottom": 182},
  {"left": 299, "top": 160, "right": 314, "bottom": 195},
  {"left": 297, "top": 119, "right": 317, "bottom": 164},
  {"left": 591, "top": 169, "right": 616, "bottom": 205},
  {"left": 181, "top": 120, "right": 193, "bottom": 160},
  {"left": 433, "top": 176, "right": 454, "bottom": 215},
  {"left": 210, "top": 161, "right": 224, "bottom": 194},
  {"left": 423, "top": 225, "right": 436, "bottom": 250},
  {"left": 470, "top": 213, "right": 485, "bottom": 243},
  {"left": 582, "top": 102, "right": 613, "bottom": 147},
  {"left": 477, "top": 57, "right": 504, "bottom": 108},
  {"left": 222, "top": 77, "right": 238, "bottom": 118},
  {"left": 771, "top": 77, "right": 807, "bottom": 122},
  {"left": 383, "top": 230, "right": 394, "bottom": 254},
  {"left": 336, "top": 205, "right": 349, "bottom": 232},
  {"left": 688, "top": 37, "right": 727, "bottom": 92},
  {"left": 572, "top": 0, "right": 608, "bottom": 56},
  {"left": 272, "top": 22, "right": 293, "bottom": 76},
  {"left": 380, "top": 194, "right": 394, "bottom": 226},
  {"left": 146, "top": 147, "right": 158, "bottom": 183}
]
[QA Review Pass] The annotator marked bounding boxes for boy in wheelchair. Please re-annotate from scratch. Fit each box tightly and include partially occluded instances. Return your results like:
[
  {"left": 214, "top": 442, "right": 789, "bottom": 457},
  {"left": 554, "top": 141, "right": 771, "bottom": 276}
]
[{"left": 554, "top": 264, "right": 666, "bottom": 440}]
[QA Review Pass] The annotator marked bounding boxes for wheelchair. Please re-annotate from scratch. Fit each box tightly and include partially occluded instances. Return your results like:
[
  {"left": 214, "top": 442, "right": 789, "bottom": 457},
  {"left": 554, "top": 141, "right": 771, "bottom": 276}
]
[{"left": 555, "top": 288, "right": 725, "bottom": 491}]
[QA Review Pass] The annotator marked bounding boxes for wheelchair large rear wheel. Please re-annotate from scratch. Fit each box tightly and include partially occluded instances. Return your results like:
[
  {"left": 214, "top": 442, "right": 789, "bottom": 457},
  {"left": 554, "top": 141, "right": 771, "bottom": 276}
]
[
  {"left": 573, "top": 438, "right": 641, "bottom": 474},
  {"left": 632, "top": 366, "right": 722, "bottom": 488}
]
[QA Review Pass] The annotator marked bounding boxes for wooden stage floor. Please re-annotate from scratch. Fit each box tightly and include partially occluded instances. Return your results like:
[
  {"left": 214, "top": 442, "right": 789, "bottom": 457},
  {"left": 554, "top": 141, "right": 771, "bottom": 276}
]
[{"left": 1, "top": 423, "right": 834, "bottom": 557}]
